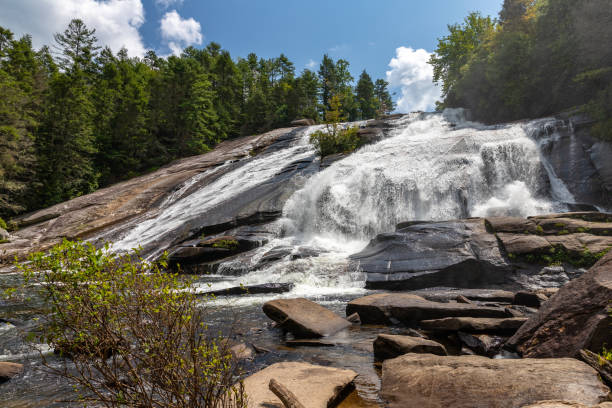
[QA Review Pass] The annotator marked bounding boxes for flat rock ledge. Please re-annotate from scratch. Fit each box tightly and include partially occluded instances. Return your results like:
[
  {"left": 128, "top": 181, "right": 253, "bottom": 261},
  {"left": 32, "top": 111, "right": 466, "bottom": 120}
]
[
  {"left": 419, "top": 316, "right": 528, "bottom": 333},
  {"left": 243, "top": 361, "right": 357, "bottom": 408},
  {"left": 381, "top": 354, "right": 610, "bottom": 408},
  {"left": 373, "top": 334, "right": 447, "bottom": 360},
  {"left": 263, "top": 298, "right": 351, "bottom": 338},
  {"left": 346, "top": 293, "right": 510, "bottom": 325}
]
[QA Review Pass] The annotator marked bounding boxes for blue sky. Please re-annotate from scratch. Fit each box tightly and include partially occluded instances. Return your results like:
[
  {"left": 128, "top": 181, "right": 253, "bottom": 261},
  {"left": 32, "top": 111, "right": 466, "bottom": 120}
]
[{"left": 0, "top": 0, "right": 502, "bottom": 111}]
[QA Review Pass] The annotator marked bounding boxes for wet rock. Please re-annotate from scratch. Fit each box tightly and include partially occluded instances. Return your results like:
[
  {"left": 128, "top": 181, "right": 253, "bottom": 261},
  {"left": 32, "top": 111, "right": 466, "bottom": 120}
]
[
  {"left": 357, "top": 127, "right": 384, "bottom": 145},
  {"left": 514, "top": 291, "right": 549, "bottom": 308},
  {"left": 534, "top": 217, "right": 612, "bottom": 236},
  {"left": 290, "top": 118, "right": 316, "bottom": 127},
  {"left": 197, "top": 283, "right": 294, "bottom": 297},
  {"left": 373, "top": 334, "right": 447, "bottom": 360},
  {"left": 263, "top": 298, "right": 351, "bottom": 338},
  {"left": 0, "top": 362, "right": 23, "bottom": 383},
  {"left": 243, "top": 361, "right": 357, "bottom": 408},
  {"left": 508, "top": 252, "right": 612, "bottom": 357},
  {"left": 420, "top": 317, "right": 528, "bottom": 333},
  {"left": 381, "top": 354, "right": 610, "bottom": 408},
  {"left": 529, "top": 212, "right": 612, "bottom": 223},
  {"left": 352, "top": 219, "right": 511, "bottom": 290},
  {"left": 457, "top": 332, "right": 505, "bottom": 356},
  {"left": 346, "top": 293, "right": 510, "bottom": 326}
]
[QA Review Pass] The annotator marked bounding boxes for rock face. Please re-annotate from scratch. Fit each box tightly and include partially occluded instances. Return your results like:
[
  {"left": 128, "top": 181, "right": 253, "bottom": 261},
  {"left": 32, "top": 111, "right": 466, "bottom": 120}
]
[
  {"left": 351, "top": 219, "right": 511, "bottom": 290},
  {"left": 346, "top": 293, "right": 510, "bottom": 325},
  {"left": 263, "top": 298, "right": 351, "bottom": 338},
  {"left": 196, "top": 282, "right": 294, "bottom": 297},
  {"left": 0, "top": 127, "right": 294, "bottom": 263},
  {"left": 242, "top": 362, "right": 357, "bottom": 408},
  {"left": 419, "top": 317, "right": 528, "bottom": 333},
  {"left": 0, "top": 362, "right": 23, "bottom": 383},
  {"left": 536, "top": 115, "right": 612, "bottom": 208},
  {"left": 373, "top": 334, "right": 447, "bottom": 360},
  {"left": 507, "top": 251, "right": 612, "bottom": 357},
  {"left": 381, "top": 354, "right": 610, "bottom": 408}
]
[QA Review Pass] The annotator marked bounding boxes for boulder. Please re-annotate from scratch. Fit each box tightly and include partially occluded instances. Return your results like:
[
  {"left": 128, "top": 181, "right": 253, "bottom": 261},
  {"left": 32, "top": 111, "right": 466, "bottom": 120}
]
[
  {"left": 508, "top": 252, "right": 612, "bottom": 357},
  {"left": 381, "top": 354, "right": 610, "bottom": 408},
  {"left": 346, "top": 293, "right": 510, "bottom": 325},
  {"left": 263, "top": 298, "right": 351, "bottom": 338},
  {"left": 0, "top": 362, "right": 23, "bottom": 383},
  {"left": 243, "top": 362, "right": 357, "bottom": 408},
  {"left": 351, "top": 219, "right": 511, "bottom": 290},
  {"left": 514, "top": 291, "right": 549, "bottom": 308},
  {"left": 290, "top": 118, "right": 316, "bottom": 127},
  {"left": 420, "top": 317, "right": 528, "bottom": 333},
  {"left": 230, "top": 343, "right": 254, "bottom": 360},
  {"left": 485, "top": 216, "right": 539, "bottom": 234},
  {"left": 0, "top": 227, "right": 9, "bottom": 241},
  {"left": 373, "top": 334, "right": 447, "bottom": 360}
]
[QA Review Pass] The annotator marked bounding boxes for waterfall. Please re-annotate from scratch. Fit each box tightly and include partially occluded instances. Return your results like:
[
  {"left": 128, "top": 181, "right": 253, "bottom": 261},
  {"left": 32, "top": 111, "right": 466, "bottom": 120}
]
[
  {"left": 110, "top": 110, "right": 575, "bottom": 299},
  {"left": 282, "top": 110, "right": 563, "bottom": 247}
]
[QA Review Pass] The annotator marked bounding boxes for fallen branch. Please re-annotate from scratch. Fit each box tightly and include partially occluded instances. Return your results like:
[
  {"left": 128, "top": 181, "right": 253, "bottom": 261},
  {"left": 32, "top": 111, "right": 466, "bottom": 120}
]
[{"left": 268, "top": 379, "right": 305, "bottom": 408}]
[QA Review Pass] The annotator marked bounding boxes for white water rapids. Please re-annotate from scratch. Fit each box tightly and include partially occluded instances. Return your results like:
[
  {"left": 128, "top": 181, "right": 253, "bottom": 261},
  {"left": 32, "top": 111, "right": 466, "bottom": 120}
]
[{"left": 110, "top": 110, "right": 572, "bottom": 301}]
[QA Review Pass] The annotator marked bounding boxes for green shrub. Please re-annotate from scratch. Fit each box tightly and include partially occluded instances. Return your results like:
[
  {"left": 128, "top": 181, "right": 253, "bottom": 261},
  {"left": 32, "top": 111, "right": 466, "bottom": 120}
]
[
  {"left": 0, "top": 217, "right": 7, "bottom": 230},
  {"left": 535, "top": 225, "right": 544, "bottom": 235},
  {"left": 13, "top": 240, "right": 246, "bottom": 408},
  {"left": 310, "top": 94, "right": 362, "bottom": 158}
]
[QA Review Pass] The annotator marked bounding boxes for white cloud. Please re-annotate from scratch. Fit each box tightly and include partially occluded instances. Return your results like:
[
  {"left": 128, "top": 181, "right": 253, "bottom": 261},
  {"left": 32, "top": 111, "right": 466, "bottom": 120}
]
[
  {"left": 155, "top": 0, "right": 183, "bottom": 9},
  {"left": 0, "top": 0, "right": 147, "bottom": 57},
  {"left": 160, "top": 10, "right": 202, "bottom": 56},
  {"left": 306, "top": 59, "right": 317, "bottom": 69},
  {"left": 386, "top": 46, "right": 441, "bottom": 112}
]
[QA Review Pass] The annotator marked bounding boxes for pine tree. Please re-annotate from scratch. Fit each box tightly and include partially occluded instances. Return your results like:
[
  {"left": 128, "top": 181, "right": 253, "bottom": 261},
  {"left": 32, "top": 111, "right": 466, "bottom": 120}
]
[{"left": 356, "top": 70, "right": 376, "bottom": 119}]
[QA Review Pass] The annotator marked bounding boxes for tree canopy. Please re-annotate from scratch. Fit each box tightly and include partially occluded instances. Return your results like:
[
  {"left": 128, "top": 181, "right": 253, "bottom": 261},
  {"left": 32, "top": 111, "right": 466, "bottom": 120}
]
[{"left": 0, "top": 19, "right": 394, "bottom": 219}]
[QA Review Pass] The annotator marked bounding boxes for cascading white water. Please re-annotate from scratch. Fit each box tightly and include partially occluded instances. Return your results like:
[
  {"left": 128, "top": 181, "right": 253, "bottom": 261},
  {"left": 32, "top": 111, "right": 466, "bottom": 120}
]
[
  {"left": 111, "top": 110, "right": 574, "bottom": 300},
  {"left": 112, "top": 126, "right": 321, "bottom": 253},
  {"left": 282, "top": 110, "right": 564, "bottom": 245}
]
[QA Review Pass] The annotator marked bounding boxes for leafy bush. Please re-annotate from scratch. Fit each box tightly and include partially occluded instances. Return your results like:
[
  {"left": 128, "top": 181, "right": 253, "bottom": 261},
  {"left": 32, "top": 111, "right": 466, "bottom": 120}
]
[
  {"left": 0, "top": 217, "right": 7, "bottom": 230},
  {"left": 15, "top": 240, "right": 246, "bottom": 408},
  {"left": 310, "top": 95, "right": 361, "bottom": 158}
]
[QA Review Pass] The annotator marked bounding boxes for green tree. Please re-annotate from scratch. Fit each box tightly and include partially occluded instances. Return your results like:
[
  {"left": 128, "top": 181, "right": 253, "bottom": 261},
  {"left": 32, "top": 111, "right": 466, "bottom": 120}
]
[
  {"left": 356, "top": 70, "right": 376, "bottom": 119},
  {"left": 36, "top": 19, "right": 100, "bottom": 206},
  {"left": 429, "top": 12, "right": 496, "bottom": 103}
]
